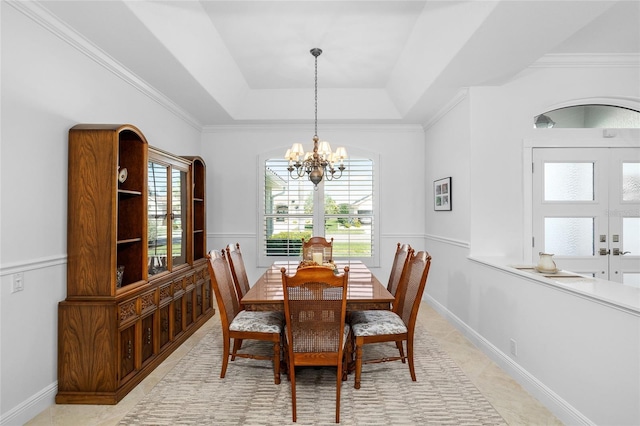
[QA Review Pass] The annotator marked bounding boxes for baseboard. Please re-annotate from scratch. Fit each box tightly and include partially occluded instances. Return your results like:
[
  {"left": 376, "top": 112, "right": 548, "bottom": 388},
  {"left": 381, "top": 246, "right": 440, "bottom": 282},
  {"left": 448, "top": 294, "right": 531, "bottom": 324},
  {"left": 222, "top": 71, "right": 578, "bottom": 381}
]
[
  {"left": 424, "top": 295, "right": 595, "bottom": 426},
  {"left": 0, "top": 382, "right": 57, "bottom": 426}
]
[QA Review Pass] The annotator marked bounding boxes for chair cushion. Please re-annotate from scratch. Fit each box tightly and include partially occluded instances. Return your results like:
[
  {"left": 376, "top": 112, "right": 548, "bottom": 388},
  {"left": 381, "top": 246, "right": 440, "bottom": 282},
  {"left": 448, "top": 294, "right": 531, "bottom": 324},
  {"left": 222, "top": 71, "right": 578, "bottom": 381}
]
[
  {"left": 350, "top": 310, "right": 407, "bottom": 337},
  {"left": 230, "top": 310, "right": 284, "bottom": 334}
]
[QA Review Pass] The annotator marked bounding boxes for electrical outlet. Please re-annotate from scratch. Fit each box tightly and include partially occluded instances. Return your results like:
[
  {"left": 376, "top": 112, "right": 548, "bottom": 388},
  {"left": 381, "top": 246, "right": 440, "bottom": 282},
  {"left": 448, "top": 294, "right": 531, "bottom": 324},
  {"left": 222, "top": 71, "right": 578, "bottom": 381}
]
[
  {"left": 510, "top": 338, "right": 518, "bottom": 357},
  {"left": 12, "top": 273, "right": 24, "bottom": 293}
]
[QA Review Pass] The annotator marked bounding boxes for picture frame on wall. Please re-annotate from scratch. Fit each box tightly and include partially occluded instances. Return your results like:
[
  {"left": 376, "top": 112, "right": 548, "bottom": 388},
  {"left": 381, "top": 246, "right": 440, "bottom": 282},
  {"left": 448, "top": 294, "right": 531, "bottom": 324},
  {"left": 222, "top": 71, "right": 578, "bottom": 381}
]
[{"left": 434, "top": 177, "right": 452, "bottom": 211}]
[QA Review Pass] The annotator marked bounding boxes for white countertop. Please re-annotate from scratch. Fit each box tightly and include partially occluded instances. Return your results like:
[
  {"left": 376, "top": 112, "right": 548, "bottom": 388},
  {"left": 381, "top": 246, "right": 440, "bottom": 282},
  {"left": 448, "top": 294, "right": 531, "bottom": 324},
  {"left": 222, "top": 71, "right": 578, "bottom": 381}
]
[{"left": 469, "top": 256, "right": 640, "bottom": 314}]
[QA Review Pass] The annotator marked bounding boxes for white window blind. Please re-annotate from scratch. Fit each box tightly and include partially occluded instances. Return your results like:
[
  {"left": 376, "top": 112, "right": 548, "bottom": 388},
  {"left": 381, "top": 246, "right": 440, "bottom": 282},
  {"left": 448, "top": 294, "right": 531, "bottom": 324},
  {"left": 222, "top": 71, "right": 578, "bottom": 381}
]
[{"left": 261, "top": 157, "right": 375, "bottom": 262}]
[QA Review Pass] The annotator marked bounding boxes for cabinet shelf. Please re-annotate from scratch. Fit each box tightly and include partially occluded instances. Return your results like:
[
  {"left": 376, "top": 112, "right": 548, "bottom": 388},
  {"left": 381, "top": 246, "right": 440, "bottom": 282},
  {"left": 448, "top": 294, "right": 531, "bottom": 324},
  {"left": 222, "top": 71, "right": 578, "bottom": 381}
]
[
  {"left": 118, "top": 189, "right": 142, "bottom": 196},
  {"left": 117, "top": 238, "right": 142, "bottom": 245}
]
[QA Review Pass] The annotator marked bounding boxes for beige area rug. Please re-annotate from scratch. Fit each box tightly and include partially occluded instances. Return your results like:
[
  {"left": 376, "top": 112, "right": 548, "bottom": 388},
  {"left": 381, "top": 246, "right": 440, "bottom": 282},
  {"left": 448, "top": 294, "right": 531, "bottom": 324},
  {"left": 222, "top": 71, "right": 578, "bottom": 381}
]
[{"left": 119, "top": 315, "right": 506, "bottom": 425}]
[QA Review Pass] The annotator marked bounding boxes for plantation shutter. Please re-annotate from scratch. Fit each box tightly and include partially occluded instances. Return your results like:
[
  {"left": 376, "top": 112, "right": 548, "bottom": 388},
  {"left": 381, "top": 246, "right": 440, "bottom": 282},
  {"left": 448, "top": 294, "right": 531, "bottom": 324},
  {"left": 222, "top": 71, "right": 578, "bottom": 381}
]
[{"left": 323, "top": 158, "right": 374, "bottom": 258}]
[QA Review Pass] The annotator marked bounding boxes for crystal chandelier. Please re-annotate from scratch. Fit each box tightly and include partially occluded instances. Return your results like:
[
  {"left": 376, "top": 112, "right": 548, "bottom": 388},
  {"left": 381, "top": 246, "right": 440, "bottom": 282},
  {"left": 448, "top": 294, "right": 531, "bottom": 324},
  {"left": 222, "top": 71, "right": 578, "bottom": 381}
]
[{"left": 285, "top": 48, "right": 347, "bottom": 187}]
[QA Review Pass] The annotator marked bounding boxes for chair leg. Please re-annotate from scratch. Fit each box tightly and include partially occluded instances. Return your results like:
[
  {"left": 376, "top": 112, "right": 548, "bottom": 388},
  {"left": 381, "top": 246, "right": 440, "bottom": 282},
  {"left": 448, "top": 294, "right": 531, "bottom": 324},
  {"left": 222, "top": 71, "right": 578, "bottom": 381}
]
[
  {"left": 336, "top": 363, "right": 342, "bottom": 423},
  {"left": 290, "top": 365, "right": 297, "bottom": 422},
  {"left": 354, "top": 337, "right": 363, "bottom": 389},
  {"left": 396, "top": 340, "right": 406, "bottom": 363},
  {"left": 273, "top": 340, "right": 281, "bottom": 385},
  {"left": 342, "top": 332, "right": 351, "bottom": 381},
  {"left": 407, "top": 337, "right": 417, "bottom": 381},
  {"left": 221, "top": 336, "right": 230, "bottom": 378},
  {"left": 231, "top": 338, "right": 243, "bottom": 361}
]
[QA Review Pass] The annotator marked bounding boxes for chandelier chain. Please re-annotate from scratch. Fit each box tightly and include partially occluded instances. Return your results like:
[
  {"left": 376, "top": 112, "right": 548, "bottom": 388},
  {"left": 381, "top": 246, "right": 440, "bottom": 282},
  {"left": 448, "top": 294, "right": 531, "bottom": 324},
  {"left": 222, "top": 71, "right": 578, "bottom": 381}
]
[{"left": 314, "top": 53, "right": 318, "bottom": 137}]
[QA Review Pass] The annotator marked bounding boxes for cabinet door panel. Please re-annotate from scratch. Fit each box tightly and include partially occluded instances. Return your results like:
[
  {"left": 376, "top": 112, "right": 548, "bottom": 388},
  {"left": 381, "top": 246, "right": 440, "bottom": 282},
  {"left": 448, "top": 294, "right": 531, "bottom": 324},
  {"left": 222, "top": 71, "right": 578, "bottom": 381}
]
[
  {"left": 141, "top": 314, "right": 155, "bottom": 364},
  {"left": 185, "top": 290, "right": 194, "bottom": 327},
  {"left": 172, "top": 168, "right": 188, "bottom": 268},
  {"left": 174, "top": 298, "right": 184, "bottom": 336},
  {"left": 120, "top": 325, "right": 136, "bottom": 383},
  {"left": 148, "top": 161, "right": 169, "bottom": 276},
  {"left": 159, "top": 305, "right": 170, "bottom": 349}
]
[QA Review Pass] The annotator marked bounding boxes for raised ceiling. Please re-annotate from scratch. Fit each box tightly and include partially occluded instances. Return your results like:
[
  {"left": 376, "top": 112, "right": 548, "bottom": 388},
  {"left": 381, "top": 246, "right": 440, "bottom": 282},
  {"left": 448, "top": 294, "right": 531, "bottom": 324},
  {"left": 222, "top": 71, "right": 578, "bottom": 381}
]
[{"left": 32, "top": 1, "right": 640, "bottom": 127}]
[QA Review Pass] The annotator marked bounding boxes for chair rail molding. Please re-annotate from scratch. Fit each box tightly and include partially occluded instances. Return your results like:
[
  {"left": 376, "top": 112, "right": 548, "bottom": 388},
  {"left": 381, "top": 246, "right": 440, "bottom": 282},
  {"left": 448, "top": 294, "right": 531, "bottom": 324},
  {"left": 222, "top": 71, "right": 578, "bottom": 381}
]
[
  {"left": 0, "top": 254, "right": 67, "bottom": 276},
  {"left": 425, "top": 233, "right": 470, "bottom": 249}
]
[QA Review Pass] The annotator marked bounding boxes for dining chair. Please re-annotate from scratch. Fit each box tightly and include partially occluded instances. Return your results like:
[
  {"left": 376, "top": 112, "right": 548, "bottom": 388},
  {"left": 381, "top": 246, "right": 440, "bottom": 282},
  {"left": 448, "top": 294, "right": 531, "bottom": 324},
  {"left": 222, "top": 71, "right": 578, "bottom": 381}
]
[
  {"left": 301, "top": 236, "right": 334, "bottom": 263},
  {"left": 281, "top": 265, "right": 350, "bottom": 423},
  {"left": 387, "top": 243, "right": 411, "bottom": 305},
  {"left": 206, "top": 249, "right": 284, "bottom": 384},
  {"left": 349, "top": 249, "right": 432, "bottom": 390},
  {"left": 225, "top": 242, "right": 251, "bottom": 309}
]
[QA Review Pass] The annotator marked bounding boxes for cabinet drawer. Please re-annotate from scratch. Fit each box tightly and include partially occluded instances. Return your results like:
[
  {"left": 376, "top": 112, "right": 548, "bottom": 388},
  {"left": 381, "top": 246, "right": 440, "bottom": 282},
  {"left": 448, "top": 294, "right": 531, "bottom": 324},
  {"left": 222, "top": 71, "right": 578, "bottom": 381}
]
[
  {"left": 118, "top": 299, "right": 138, "bottom": 327},
  {"left": 140, "top": 289, "right": 157, "bottom": 316}
]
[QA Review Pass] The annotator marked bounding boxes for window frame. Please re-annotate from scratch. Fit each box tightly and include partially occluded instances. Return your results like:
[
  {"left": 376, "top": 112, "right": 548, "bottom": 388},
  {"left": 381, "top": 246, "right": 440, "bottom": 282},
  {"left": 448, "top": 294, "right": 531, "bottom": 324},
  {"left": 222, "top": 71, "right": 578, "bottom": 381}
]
[{"left": 258, "top": 147, "right": 380, "bottom": 268}]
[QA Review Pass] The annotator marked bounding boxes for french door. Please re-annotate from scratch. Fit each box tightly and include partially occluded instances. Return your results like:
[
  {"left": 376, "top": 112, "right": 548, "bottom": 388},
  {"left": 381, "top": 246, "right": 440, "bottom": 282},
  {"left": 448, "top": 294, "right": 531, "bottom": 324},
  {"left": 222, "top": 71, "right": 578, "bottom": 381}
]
[{"left": 532, "top": 147, "right": 640, "bottom": 286}]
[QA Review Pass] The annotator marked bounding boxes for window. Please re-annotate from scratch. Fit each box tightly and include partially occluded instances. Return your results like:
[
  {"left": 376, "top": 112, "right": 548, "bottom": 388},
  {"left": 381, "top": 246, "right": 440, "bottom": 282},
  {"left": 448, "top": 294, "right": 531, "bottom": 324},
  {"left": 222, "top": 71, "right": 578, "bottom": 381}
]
[
  {"left": 534, "top": 105, "right": 640, "bottom": 128},
  {"left": 260, "top": 152, "right": 377, "bottom": 267}
]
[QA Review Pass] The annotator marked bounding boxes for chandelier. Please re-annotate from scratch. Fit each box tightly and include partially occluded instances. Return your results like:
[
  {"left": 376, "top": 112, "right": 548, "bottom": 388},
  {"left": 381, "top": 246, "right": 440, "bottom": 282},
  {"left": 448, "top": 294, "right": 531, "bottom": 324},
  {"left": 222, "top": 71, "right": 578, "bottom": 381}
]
[{"left": 285, "top": 48, "right": 347, "bottom": 187}]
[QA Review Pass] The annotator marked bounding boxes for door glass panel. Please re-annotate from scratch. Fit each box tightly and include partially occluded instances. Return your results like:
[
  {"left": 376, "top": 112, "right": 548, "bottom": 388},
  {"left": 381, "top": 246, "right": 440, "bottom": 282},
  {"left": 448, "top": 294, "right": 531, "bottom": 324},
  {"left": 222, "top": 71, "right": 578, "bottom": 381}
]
[
  {"left": 544, "top": 163, "right": 593, "bottom": 201},
  {"left": 622, "top": 217, "right": 640, "bottom": 255},
  {"left": 148, "top": 162, "right": 168, "bottom": 275},
  {"left": 544, "top": 217, "right": 594, "bottom": 256},
  {"left": 622, "top": 163, "right": 640, "bottom": 201},
  {"left": 172, "top": 169, "right": 187, "bottom": 267}
]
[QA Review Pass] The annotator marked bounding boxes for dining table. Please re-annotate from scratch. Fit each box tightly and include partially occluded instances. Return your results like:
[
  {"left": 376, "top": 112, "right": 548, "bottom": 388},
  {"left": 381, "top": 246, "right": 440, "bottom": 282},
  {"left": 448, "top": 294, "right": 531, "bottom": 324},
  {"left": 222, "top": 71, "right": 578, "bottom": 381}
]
[{"left": 242, "top": 260, "right": 394, "bottom": 311}]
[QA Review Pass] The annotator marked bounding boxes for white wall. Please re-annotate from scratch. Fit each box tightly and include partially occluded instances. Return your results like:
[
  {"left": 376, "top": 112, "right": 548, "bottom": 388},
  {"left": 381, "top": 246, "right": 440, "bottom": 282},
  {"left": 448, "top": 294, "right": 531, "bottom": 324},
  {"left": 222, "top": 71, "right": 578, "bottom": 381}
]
[
  {"left": 0, "top": 4, "right": 201, "bottom": 424},
  {"left": 201, "top": 124, "right": 427, "bottom": 284},
  {"left": 424, "top": 63, "right": 640, "bottom": 425}
]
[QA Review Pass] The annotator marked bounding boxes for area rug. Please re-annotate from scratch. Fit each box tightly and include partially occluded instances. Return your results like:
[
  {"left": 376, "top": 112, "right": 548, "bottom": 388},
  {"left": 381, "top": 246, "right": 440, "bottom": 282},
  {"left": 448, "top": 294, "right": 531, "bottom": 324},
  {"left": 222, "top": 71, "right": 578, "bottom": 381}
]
[{"left": 119, "top": 315, "right": 506, "bottom": 425}]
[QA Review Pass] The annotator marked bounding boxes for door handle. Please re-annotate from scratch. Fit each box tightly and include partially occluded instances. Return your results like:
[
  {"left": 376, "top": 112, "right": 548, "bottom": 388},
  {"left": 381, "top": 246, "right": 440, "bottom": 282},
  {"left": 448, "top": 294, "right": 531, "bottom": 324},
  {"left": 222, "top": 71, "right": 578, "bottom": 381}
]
[
  {"left": 599, "top": 248, "right": 610, "bottom": 255},
  {"left": 612, "top": 248, "right": 631, "bottom": 255}
]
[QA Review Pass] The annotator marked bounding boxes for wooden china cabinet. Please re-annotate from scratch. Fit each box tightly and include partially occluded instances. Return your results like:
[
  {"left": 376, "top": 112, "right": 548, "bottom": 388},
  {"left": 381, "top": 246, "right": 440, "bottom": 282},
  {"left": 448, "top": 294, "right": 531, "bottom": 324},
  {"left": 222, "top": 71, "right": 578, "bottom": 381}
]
[{"left": 56, "top": 124, "right": 213, "bottom": 404}]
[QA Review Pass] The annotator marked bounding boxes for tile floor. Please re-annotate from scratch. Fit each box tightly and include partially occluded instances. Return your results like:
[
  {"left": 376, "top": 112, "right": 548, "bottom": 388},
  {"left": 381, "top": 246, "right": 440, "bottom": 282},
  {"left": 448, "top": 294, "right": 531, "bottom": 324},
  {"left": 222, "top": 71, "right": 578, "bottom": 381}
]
[{"left": 26, "top": 303, "right": 562, "bottom": 425}]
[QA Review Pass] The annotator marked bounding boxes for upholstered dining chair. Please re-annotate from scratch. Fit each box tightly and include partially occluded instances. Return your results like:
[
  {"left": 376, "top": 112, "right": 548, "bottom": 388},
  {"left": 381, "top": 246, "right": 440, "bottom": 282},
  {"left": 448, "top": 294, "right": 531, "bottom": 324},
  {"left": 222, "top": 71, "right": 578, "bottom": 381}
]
[
  {"left": 206, "top": 249, "right": 284, "bottom": 384},
  {"left": 301, "top": 236, "right": 334, "bottom": 262},
  {"left": 281, "top": 265, "right": 350, "bottom": 423},
  {"left": 349, "top": 249, "right": 432, "bottom": 390},
  {"left": 225, "top": 243, "right": 251, "bottom": 309}
]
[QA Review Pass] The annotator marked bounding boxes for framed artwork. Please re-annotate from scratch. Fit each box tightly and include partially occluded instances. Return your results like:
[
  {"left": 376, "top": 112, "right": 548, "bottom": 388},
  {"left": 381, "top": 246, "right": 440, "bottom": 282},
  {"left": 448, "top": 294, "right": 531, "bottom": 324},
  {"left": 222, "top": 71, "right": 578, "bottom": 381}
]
[{"left": 434, "top": 177, "right": 452, "bottom": 211}]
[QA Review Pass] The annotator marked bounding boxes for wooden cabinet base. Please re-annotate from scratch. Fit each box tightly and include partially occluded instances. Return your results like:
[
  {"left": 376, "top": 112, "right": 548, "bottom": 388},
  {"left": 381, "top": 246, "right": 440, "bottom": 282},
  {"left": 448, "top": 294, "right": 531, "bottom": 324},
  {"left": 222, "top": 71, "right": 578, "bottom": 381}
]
[{"left": 56, "top": 307, "right": 214, "bottom": 405}]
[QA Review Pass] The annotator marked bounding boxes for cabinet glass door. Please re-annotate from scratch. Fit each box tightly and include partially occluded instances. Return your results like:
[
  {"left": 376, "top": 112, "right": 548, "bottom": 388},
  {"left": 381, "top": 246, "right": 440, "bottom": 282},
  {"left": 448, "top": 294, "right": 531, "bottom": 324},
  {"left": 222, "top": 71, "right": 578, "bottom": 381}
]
[
  {"left": 148, "top": 162, "right": 169, "bottom": 276},
  {"left": 172, "top": 168, "right": 188, "bottom": 268}
]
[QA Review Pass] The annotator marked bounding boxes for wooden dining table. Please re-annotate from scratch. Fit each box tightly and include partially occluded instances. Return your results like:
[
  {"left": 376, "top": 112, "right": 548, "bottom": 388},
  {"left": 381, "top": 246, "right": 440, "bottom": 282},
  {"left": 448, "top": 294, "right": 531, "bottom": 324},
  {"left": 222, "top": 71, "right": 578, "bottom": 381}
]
[{"left": 242, "top": 260, "right": 394, "bottom": 311}]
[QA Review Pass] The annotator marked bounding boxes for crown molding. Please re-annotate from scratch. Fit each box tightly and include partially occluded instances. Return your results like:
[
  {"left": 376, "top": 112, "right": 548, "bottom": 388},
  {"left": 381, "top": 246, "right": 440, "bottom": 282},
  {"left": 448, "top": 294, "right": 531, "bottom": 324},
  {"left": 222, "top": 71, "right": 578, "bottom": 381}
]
[
  {"left": 7, "top": 1, "right": 203, "bottom": 130},
  {"left": 422, "top": 88, "right": 469, "bottom": 131},
  {"left": 531, "top": 53, "right": 640, "bottom": 68}
]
